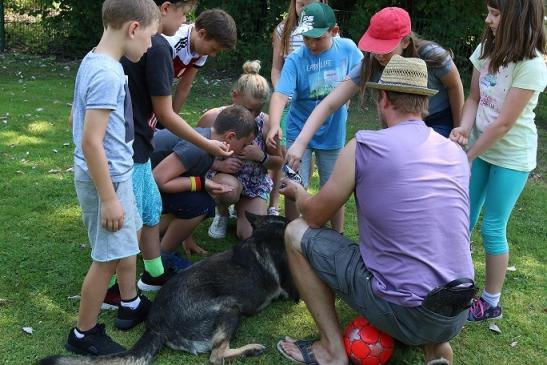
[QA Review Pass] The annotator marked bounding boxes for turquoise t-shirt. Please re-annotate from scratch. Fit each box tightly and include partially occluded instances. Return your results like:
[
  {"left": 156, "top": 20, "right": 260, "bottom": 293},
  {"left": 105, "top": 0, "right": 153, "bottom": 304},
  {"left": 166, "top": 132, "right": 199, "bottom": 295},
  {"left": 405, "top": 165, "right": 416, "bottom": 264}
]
[
  {"left": 469, "top": 44, "right": 547, "bottom": 172},
  {"left": 276, "top": 37, "right": 363, "bottom": 149}
]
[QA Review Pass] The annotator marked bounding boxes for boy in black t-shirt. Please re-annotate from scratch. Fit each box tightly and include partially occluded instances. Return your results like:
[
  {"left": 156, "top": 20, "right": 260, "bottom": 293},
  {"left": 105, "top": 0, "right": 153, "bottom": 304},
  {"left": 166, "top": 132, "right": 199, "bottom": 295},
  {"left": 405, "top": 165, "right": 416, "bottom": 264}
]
[{"left": 121, "top": 0, "right": 233, "bottom": 292}]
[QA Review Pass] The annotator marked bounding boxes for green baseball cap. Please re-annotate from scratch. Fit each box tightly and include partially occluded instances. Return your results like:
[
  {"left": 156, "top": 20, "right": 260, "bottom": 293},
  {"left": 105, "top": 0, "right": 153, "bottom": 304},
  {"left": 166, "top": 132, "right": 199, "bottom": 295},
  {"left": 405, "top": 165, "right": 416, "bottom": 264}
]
[{"left": 293, "top": 2, "right": 336, "bottom": 38}]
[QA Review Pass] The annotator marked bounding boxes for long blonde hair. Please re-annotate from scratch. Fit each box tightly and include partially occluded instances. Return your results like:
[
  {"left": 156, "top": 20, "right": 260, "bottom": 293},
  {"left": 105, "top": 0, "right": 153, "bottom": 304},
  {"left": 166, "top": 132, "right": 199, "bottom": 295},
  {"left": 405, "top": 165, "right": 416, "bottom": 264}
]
[{"left": 234, "top": 60, "right": 271, "bottom": 105}]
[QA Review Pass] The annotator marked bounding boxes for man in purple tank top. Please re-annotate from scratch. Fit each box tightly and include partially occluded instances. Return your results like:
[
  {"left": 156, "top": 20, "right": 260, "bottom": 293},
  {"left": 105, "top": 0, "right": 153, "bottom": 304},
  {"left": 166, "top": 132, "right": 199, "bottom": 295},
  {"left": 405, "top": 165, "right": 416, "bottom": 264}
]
[{"left": 277, "top": 55, "right": 474, "bottom": 365}]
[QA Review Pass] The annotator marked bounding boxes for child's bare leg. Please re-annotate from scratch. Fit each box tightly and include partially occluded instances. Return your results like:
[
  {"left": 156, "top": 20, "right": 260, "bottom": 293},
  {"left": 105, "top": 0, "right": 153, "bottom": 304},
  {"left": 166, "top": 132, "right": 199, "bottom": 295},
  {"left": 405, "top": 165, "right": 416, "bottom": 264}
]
[
  {"left": 116, "top": 255, "right": 138, "bottom": 301},
  {"left": 139, "top": 225, "right": 161, "bottom": 261},
  {"left": 269, "top": 168, "right": 282, "bottom": 212},
  {"left": 161, "top": 215, "right": 205, "bottom": 253},
  {"left": 235, "top": 196, "right": 267, "bottom": 240},
  {"left": 77, "top": 260, "right": 117, "bottom": 331}
]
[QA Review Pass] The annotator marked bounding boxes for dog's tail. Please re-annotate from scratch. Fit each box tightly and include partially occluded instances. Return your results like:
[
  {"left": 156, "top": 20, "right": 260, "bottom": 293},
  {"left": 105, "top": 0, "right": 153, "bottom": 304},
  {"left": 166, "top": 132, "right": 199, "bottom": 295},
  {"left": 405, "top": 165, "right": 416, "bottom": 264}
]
[{"left": 38, "top": 329, "right": 165, "bottom": 365}]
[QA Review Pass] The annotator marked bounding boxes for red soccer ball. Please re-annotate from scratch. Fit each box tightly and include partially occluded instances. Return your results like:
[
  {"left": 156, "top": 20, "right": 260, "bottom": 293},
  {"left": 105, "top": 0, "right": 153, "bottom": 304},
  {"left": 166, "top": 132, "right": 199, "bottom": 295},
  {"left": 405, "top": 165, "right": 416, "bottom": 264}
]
[{"left": 343, "top": 316, "right": 394, "bottom": 365}]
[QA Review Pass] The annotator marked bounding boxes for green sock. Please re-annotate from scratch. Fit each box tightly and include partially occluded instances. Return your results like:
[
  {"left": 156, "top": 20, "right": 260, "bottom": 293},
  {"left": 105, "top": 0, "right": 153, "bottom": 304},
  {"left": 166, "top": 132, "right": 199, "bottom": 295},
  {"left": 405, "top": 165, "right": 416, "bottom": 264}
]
[
  {"left": 108, "top": 275, "right": 117, "bottom": 289},
  {"left": 144, "top": 257, "right": 165, "bottom": 277}
]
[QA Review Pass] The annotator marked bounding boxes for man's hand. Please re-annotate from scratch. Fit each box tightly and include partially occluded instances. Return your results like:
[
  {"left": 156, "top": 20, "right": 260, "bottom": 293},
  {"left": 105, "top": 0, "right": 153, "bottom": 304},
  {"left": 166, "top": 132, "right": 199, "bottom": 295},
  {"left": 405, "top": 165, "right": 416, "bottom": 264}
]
[
  {"left": 214, "top": 157, "right": 243, "bottom": 174},
  {"left": 449, "top": 126, "right": 469, "bottom": 147},
  {"left": 205, "top": 179, "right": 234, "bottom": 198},
  {"left": 206, "top": 140, "right": 233, "bottom": 158},
  {"left": 266, "top": 125, "right": 281, "bottom": 151},
  {"left": 285, "top": 141, "right": 306, "bottom": 171},
  {"left": 238, "top": 142, "right": 264, "bottom": 162},
  {"left": 279, "top": 177, "right": 306, "bottom": 201},
  {"left": 101, "top": 197, "right": 124, "bottom": 232}
]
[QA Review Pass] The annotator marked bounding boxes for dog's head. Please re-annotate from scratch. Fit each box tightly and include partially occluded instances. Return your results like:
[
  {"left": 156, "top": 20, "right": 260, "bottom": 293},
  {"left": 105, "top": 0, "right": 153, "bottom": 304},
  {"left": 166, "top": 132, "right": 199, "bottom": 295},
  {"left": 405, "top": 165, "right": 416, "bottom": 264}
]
[{"left": 243, "top": 211, "right": 299, "bottom": 302}]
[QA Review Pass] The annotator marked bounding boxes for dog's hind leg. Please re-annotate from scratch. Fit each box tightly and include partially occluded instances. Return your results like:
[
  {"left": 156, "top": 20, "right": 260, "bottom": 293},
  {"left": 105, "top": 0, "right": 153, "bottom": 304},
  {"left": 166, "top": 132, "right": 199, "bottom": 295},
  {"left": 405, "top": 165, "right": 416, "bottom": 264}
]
[
  {"left": 208, "top": 309, "right": 266, "bottom": 364},
  {"left": 209, "top": 341, "right": 267, "bottom": 364}
]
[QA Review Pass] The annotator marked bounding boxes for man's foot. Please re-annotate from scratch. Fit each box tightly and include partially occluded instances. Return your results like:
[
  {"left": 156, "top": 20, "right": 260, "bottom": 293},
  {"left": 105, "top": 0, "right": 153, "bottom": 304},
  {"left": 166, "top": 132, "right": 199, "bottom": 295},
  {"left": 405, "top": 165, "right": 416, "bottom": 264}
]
[
  {"left": 467, "top": 297, "right": 502, "bottom": 322},
  {"left": 268, "top": 207, "right": 280, "bottom": 216},
  {"left": 137, "top": 269, "right": 175, "bottom": 292},
  {"left": 277, "top": 337, "right": 348, "bottom": 365},
  {"left": 424, "top": 342, "right": 452, "bottom": 364},
  {"left": 114, "top": 296, "right": 152, "bottom": 331},
  {"left": 208, "top": 215, "right": 228, "bottom": 239},
  {"left": 161, "top": 251, "right": 192, "bottom": 272},
  {"left": 101, "top": 283, "right": 121, "bottom": 311},
  {"left": 65, "top": 324, "right": 125, "bottom": 356}
]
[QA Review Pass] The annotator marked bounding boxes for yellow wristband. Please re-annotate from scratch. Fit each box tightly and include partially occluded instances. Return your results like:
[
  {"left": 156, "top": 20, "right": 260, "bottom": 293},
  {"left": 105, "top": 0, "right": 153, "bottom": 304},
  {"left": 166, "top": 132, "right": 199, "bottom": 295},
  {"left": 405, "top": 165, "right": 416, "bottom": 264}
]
[{"left": 190, "top": 176, "right": 196, "bottom": 192}]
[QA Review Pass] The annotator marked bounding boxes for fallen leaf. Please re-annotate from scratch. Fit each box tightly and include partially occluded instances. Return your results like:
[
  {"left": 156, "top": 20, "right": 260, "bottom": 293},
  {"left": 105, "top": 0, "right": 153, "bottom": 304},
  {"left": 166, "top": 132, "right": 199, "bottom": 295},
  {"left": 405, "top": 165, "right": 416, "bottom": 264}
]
[
  {"left": 507, "top": 266, "right": 516, "bottom": 272},
  {"left": 22, "top": 327, "right": 33, "bottom": 334},
  {"left": 510, "top": 341, "right": 518, "bottom": 347},
  {"left": 489, "top": 322, "right": 502, "bottom": 334}
]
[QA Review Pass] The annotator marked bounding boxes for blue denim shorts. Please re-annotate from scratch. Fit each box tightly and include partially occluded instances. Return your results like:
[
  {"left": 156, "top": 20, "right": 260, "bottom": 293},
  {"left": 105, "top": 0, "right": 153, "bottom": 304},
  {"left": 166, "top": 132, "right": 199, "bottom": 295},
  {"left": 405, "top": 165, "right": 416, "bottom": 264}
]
[
  {"left": 300, "top": 227, "right": 467, "bottom": 346},
  {"left": 132, "top": 160, "right": 162, "bottom": 226},
  {"left": 75, "top": 178, "right": 142, "bottom": 262}
]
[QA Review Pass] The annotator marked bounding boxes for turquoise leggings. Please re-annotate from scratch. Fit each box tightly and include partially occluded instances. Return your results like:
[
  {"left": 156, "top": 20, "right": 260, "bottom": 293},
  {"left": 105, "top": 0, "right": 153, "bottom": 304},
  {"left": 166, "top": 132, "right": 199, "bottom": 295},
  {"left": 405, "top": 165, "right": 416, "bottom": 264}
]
[{"left": 469, "top": 158, "right": 529, "bottom": 255}]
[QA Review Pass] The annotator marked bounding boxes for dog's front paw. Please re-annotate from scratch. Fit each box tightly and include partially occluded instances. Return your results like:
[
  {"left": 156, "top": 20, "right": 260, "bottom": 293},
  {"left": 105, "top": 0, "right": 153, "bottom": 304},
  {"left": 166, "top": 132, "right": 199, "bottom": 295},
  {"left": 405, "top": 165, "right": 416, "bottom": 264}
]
[{"left": 245, "top": 344, "right": 267, "bottom": 357}]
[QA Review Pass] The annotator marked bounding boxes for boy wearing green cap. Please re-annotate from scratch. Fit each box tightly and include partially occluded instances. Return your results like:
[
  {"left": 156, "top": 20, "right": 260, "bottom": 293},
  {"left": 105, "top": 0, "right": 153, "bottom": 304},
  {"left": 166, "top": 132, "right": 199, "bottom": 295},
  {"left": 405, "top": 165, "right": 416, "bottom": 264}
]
[{"left": 266, "top": 2, "right": 362, "bottom": 231}]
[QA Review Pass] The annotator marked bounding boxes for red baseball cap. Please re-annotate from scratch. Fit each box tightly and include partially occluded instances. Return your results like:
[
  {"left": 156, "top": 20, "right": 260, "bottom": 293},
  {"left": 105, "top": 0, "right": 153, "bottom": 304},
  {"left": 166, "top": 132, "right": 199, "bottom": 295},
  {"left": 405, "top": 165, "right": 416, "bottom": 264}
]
[{"left": 358, "top": 7, "right": 411, "bottom": 54}]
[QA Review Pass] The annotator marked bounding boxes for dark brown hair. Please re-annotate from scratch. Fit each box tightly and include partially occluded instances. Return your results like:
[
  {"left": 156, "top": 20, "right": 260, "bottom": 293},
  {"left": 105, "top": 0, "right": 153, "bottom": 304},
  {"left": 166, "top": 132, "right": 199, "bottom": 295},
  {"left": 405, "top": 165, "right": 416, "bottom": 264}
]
[
  {"left": 102, "top": 0, "right": 160, "bottom": 30},
  {"left": 359, "top": 32, "right": 452, "bottom": 110},
  {"left": 214, "top": 105, "right": 257, "bottom": 139},
  {"left": 481, "top": 0, "right": 545, "bottom": 73},
  {"left": 195, "top": 9, "right": 237, "bottom": 50}
]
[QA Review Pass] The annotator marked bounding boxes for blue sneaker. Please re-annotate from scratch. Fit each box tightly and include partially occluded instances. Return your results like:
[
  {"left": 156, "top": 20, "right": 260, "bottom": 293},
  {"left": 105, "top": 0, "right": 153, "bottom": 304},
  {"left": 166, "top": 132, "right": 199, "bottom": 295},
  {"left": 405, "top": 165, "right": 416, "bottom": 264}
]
[
  {"left": 161, "top": 251, "right": 192, "bottom": 272},
  {"left": 467, "top": 297, "right": 502, "bottom": 321}
]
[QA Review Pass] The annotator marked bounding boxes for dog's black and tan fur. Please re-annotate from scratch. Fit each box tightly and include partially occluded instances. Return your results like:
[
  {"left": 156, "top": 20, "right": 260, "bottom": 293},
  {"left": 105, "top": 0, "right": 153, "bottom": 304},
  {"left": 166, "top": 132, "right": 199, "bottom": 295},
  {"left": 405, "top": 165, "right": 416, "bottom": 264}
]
[{"left": 40, "top": 212, "right": 298, "bottom": 365}]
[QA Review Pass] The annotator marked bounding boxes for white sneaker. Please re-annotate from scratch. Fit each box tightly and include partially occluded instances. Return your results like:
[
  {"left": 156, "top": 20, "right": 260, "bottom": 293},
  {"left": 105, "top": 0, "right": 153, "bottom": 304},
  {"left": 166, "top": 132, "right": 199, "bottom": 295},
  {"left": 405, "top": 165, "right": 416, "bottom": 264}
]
[
  {"left": 228, "top": 205, "right": 237, "bottom": 219},
  {"left": 267, "top": 207, "right": 280, "bottom": 216},
  {"left": 208, "top": 215, "right": 228, "bottom": 239}
]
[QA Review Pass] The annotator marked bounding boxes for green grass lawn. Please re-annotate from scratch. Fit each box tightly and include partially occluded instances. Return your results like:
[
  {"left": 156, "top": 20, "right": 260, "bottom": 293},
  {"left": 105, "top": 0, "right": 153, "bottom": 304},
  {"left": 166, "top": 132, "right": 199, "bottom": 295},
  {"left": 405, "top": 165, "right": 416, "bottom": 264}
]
[{"left": 0, "top": 52, "right": 546, "bottom": 364}]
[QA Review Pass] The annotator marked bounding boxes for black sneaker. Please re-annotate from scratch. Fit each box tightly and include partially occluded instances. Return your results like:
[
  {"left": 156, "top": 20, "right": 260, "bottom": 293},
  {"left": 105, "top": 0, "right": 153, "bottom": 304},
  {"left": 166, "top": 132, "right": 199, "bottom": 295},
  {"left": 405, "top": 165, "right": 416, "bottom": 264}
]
[
  {"left": 65, "top": 324, "right": 125, "bottom": 356},
  {"left": 114, "top": 295, "right": 152, "bottom": 331},
  {"left": 137, "top": 269, "right": 176, "bottom": 292}
]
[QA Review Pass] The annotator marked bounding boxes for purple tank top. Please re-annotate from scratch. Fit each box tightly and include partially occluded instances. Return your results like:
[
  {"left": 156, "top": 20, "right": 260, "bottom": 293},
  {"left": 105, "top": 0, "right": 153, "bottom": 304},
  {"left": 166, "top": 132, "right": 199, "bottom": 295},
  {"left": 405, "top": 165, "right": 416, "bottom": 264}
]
[{"left": 354, "top": 120, "right": 474, "bottom": 307}]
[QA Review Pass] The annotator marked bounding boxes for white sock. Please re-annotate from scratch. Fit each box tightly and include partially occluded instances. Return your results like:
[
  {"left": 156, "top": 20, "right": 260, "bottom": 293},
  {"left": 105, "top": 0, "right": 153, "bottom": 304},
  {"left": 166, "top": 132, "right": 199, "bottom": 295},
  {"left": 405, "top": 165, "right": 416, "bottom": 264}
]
[
  {"left": 482, "top": 290, "right": 501, "bottom": 307},
  {"left": 121, "top": 296, "right": 141, "bottom": 310},
  {"left": 73, "top": 328, "right": 85, "bottom": 339}
]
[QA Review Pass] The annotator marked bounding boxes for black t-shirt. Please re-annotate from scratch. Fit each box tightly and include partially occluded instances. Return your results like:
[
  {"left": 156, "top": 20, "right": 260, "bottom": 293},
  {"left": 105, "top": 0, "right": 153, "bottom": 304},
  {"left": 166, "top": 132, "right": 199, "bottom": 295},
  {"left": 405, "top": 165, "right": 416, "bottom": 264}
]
[
  {"left": 122, "top": 34, "right": 173, "bottom": 163},
  {"left": 151, "top": 128, "right": 214, "bottom": 177}
]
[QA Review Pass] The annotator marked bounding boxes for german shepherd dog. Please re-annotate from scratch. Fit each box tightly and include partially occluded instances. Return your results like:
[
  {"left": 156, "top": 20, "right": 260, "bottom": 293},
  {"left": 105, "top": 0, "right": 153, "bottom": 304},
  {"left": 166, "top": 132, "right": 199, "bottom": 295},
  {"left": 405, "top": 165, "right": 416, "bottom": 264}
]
[{"left": 40, "top": 212, "right": 298, "bottom": 365}]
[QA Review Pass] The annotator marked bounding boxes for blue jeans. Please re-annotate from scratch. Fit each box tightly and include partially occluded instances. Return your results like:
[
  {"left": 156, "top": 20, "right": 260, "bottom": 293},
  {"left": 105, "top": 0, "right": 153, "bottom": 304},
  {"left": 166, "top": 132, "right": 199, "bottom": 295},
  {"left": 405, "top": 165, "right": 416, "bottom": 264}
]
[{"left": 287, "top": 140, "right": 342, "bottom": 188}]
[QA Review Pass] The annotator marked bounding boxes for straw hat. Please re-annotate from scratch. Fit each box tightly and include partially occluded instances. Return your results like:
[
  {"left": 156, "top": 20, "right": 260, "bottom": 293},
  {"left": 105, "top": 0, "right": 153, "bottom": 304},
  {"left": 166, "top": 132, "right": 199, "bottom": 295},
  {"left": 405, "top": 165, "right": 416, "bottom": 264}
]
[{"left": 366, "top": 55, "right": 437, "bottom": 96}]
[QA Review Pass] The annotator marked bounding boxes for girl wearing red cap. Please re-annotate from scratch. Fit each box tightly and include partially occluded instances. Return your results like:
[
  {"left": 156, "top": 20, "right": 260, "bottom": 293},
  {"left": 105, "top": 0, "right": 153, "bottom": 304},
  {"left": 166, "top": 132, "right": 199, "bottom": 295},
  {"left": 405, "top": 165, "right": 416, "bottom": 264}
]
[
  {"left": 450, "top": 0, "right": 546, "bottom": 322},
  {"left": 284, "top": 7, "right": 464, "bottom": 171}
]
